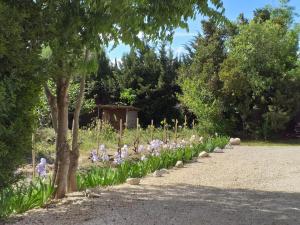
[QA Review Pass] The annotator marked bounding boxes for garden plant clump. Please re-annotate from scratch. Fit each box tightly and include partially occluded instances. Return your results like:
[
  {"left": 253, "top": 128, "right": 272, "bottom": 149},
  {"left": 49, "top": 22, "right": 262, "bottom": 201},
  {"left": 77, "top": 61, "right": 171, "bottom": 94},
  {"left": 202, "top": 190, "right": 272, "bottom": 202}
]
[
  {"left": 0, "top": 135, "right": 228, "bottom": 219},
  {"left": 0, "top": 180, "right": 54, "bottom": 219}
]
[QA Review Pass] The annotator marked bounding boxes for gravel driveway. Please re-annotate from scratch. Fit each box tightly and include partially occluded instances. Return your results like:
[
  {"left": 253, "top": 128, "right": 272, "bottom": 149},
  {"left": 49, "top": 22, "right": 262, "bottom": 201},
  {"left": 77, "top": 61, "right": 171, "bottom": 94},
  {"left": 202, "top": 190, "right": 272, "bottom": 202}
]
[{"left": 6, "top": 145, "right": 300, "bottom": 225}]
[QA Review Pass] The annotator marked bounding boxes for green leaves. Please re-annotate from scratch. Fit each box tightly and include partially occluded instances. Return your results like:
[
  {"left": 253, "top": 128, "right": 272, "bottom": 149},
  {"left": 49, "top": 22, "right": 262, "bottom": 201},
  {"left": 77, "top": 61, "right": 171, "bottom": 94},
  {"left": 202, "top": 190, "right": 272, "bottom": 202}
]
[
  {"left": 178, "top": 19, "right": 228, "bottom": 134},
  {"left": 220, "top": 10, "right": 300, "bottom": 138},
  {"left": 40, "top": 45, "right": 53, "bottom": 60},
  {"left": 0, "top": 1, "right": 44, "bottom": 188},
  {"left": 204, "top": 136, "right": 228, "bottom": 152},
  {"left": 0, "top": 179, "right": 54, "bottom": 218},
  {"left": 120, "top": 88, "right": 137, "bottom": 105},
  {"left": 179, "top": 3, "right": 300, "bottom": 139}
]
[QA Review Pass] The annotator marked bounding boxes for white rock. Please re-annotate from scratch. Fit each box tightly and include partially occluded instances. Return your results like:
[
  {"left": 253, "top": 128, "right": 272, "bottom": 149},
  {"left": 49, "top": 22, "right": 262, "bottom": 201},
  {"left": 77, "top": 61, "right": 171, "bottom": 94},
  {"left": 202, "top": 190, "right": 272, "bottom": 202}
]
[
  {"left": 84, "top": 189, "right": 91, "bottom": 197},
  {"left": 213, "top": 147, "right": 224, "bottom": 153},
  {"left": 225, "top": 144, "right": 233, "bottom": 149},
  {"left": 126, "top": 178, "right": 140, "bottom": 185},
  {"left": 175, "top": 161, "right": 184, "bottom": 168},
  {"left": 160, "top": 168, "right": 169, "bottom": 174},
  {"left": 153, "top": 170, "right": 163, "bottom": 177},
  {"left": 87, "top": 192, "right": 101, "bottom": 198},
  {"left": 230, "top": 138, "right": 241, "bottom": 145},
  {"left": 198, "top": 151, "right": 209, "bottom": 158}
]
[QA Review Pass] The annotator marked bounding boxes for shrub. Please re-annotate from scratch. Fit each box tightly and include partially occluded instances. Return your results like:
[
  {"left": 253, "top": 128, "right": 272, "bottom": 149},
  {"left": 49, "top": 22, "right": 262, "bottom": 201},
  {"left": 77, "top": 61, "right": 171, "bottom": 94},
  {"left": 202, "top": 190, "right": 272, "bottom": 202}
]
[{"left": 0, "top": 1, "right": 42, "bottom": 189}]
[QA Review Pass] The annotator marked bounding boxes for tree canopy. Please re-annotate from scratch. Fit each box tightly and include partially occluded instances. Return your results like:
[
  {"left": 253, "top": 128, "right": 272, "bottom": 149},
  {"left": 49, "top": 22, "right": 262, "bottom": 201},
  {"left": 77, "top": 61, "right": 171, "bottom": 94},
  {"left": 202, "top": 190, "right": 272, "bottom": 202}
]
[{"left": 179, "top": 2, "right": 300, "bottom": 138}]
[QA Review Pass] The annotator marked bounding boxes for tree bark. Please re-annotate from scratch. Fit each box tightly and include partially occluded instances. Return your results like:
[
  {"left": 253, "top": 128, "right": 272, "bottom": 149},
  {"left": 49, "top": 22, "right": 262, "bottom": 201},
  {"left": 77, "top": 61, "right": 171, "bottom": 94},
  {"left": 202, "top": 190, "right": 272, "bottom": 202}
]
[
  {"left": 44, "top": 84, "right": 58, "bottom": 133},
  {"left": 44, "top": 84, "right": 59, "bottom": 186},
  {"left": 53, "top": 76, "right": 70, "bottom": 199},
  {"left": 68, "top": 75, "right": 85, "bottom": 192}
]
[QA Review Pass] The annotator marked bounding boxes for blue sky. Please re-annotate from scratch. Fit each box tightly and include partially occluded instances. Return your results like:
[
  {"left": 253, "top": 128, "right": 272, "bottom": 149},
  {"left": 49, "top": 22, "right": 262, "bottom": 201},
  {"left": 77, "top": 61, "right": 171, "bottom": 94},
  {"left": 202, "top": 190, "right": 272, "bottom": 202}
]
[{"left": 107, "top": 0, "right": 300, "bottom": 61}]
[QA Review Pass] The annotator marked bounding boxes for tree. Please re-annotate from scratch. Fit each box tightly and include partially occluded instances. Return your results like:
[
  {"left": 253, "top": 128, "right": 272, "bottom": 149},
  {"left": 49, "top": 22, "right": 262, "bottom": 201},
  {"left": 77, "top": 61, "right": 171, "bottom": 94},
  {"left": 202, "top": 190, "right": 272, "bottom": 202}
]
[
  {"left": 40, "top": 0, "right": 225, "bottom": 198},
  {"left": 253, "top": 9, "right": 271, "bottom": 23},
  {"left": 178, "top": 19, "right": 232, "bottom": 134},
  {"left": 0, "top": 1, "right": 44, "bottom": 188},
  {"left": 219, "top": 4, "right": 300, "bottom": 138},
  {"left": 237, "top": 13, "right": 249, "bottom": 25},
  {"left": 179, "top": 2, "right": 300, "bottom": 138},
  {"left": 42, "top": 47, "right": 98, "bottom": 197},
  {"left": 114, "top": 43, "right": 182, "bottom": 126},
  {"left": 120, "top": 88, "right": 137, "bottom": 105},
  {"left": 86, "top": 50, "right": 120, "bottom": 104}
]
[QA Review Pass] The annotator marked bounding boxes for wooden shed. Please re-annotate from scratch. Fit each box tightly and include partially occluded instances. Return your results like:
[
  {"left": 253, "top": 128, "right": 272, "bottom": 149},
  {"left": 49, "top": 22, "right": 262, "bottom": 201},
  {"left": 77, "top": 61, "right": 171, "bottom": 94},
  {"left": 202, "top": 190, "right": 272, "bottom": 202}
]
[{"left": 97, "top": 104, "right": 140, "bottom": 130}]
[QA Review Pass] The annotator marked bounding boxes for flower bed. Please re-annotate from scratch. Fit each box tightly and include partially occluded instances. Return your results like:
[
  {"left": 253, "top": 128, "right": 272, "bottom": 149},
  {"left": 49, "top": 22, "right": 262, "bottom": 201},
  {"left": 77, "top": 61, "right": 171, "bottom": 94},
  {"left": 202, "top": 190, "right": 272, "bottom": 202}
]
[
  {"left": 77, "top": 135, "right": 228, "bottom": 189},
  {"left": 0, "top": 136, "right": 228, "bottom": 219}
]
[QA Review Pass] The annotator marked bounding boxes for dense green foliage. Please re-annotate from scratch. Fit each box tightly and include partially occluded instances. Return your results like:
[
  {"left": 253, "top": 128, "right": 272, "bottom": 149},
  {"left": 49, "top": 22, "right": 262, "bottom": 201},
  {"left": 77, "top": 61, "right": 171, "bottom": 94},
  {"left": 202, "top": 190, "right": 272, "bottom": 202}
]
[
  {"left": 0, "top": 1, "right": 44, "bottom": 188},
  {"left": 178, "top": 20, "right": 234, "bottom": 134},
  {"left": 179, "top": 3, "right": 300, "bottom": 138},
  {"left": 220, "top": 17, "right": 300, "bottom": 138}
]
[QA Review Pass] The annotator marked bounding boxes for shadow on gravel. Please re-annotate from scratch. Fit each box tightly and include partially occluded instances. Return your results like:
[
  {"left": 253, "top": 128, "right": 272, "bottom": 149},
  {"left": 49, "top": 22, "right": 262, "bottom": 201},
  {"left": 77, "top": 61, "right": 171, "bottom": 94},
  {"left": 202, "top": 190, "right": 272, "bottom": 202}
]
[{"left": 7, "top": 184, "right": 300, "bottom": 225}]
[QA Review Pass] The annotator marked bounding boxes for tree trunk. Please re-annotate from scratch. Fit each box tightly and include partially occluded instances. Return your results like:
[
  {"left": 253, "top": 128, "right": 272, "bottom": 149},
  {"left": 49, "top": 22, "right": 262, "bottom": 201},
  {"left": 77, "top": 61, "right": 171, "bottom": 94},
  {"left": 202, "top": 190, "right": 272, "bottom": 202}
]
[
  {"left": 68, "top": 76, "right": 85, "bottom": 192},
  {"left": 44, "top": 84, "right": 59, "bottom": 186},
  {"left": 53, "top": 77, "right": 70, "bottom": 199},
  {"left": 44, "top": 84, "right": 58, "bottom": 133}
]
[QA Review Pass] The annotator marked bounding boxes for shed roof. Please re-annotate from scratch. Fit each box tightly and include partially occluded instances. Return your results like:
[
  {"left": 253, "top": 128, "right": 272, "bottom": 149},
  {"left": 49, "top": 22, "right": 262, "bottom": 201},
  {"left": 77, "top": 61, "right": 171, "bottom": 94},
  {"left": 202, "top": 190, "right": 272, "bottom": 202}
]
[{"left": 97, "top": 104, "right": 140, "bottom": 111}]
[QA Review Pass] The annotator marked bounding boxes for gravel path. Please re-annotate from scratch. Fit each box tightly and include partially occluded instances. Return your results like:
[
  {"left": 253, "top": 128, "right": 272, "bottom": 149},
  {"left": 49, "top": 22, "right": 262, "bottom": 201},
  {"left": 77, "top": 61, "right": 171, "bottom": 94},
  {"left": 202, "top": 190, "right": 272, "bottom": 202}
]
[{"left": 6, "top": 145, "right": 300, "bottom": 225}]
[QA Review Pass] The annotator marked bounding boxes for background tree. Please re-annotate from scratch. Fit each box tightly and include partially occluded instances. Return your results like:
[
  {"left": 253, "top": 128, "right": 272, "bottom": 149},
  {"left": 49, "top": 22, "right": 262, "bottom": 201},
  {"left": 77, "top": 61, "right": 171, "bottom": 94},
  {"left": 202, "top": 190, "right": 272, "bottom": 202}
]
[
  {"left": 86, "top": 50, "right": 120, "bottom": 104},
  {"left": 117, "top": 44, "right": 182, "bottom": 126},
  {"left": 220, "top": 4, "right": 300, "bottom": 138},
  {"left": 178, "top": 19, "right": 233, "bottom": 134},
  {"left": 179, "top": 2, "right": 300, "bottom": 138}
]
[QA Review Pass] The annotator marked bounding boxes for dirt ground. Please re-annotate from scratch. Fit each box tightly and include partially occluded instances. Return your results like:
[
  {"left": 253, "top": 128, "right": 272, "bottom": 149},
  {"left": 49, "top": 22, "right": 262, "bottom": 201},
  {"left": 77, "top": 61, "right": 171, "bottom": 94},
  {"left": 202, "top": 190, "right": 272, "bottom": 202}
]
[{"left": 6, "top": 145, "right": 300, "bottom": 225}]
